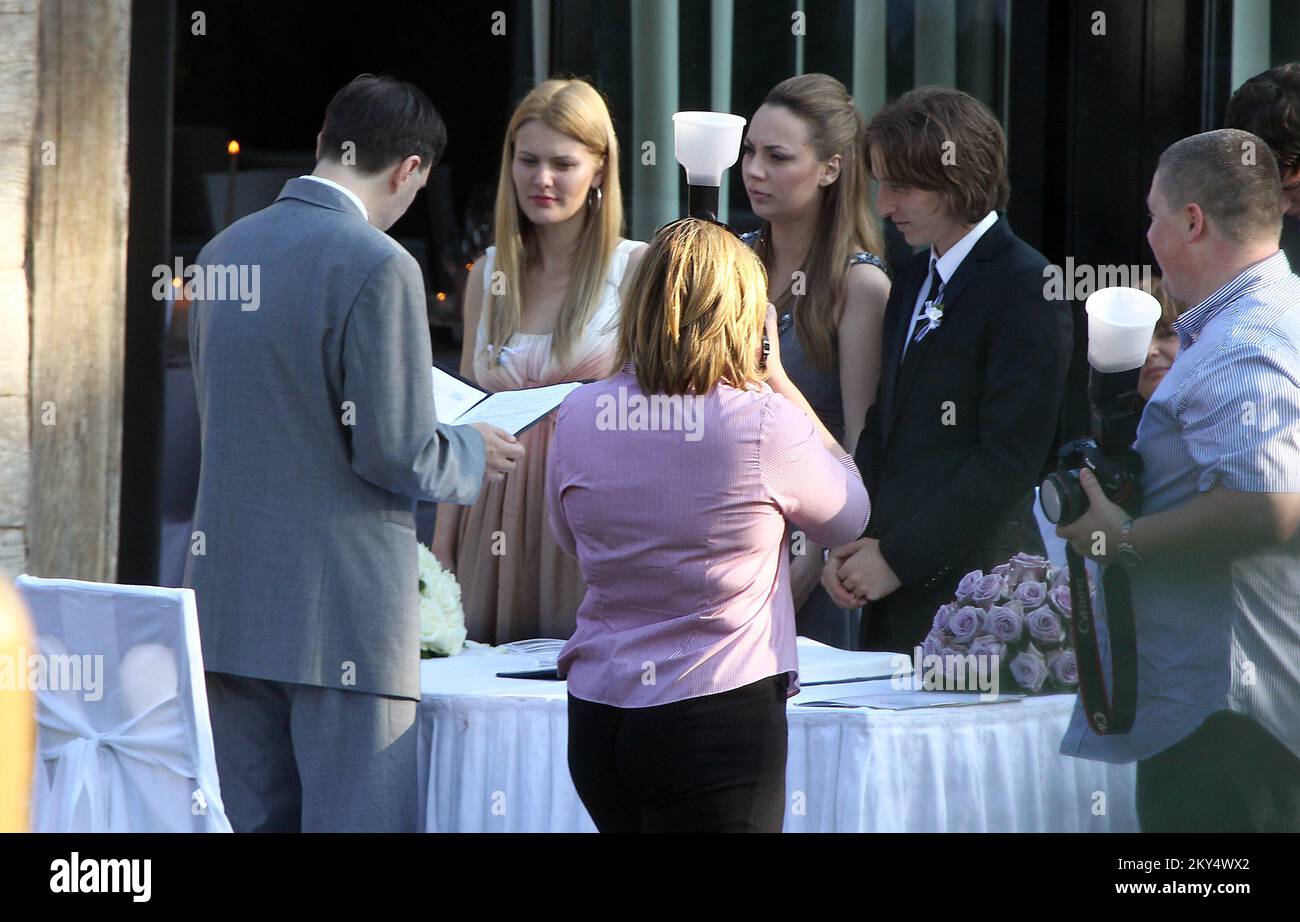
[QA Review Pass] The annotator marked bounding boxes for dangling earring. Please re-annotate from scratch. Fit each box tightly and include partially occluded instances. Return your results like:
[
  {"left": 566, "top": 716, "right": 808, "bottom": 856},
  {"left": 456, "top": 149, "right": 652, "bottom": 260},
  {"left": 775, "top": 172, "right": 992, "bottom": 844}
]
[{"left": 587, "top": 186, "right": 603, "bottom": 213}]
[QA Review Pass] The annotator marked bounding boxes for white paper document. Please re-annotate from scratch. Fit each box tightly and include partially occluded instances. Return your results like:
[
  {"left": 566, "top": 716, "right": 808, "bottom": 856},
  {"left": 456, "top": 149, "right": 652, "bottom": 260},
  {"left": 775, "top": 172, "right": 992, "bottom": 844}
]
[
  {"left": 798, "top": 691, "right": 1025, "bottom": 710},
  {"left": 795, "top": 676, "right": 1025, "bottom": 709},
  {"left": 432, "top": 365, "right": 583, "bottom": 436},
  {"left": 795, "top": 641, "right": 904, "bottom": 686}
]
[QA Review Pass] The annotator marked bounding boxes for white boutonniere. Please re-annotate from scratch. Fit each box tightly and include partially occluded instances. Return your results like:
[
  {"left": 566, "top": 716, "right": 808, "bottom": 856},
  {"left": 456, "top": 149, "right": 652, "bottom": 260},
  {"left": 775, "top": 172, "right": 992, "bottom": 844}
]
[{"left": 924, "top": 300, "right": 945, "bottom": 333}]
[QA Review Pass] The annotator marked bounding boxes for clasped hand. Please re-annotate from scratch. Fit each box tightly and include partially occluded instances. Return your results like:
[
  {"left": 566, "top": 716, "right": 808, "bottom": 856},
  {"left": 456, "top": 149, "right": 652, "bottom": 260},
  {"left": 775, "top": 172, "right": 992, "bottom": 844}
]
[{"left": 821, "top": 537, "right": 902, "bottom": 608}]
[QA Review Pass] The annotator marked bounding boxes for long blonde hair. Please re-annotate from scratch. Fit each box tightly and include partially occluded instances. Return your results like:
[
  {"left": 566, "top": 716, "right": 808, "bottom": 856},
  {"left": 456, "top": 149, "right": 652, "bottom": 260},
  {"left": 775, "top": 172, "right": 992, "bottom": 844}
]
[
  {"left": 752, "top": 74, "right": 885, "bottom": 371},
  {"left": 616, "top": 219, "right": 769, "bottom": 397},
  {"left": 486, "top": 78, "right": 624, "bottom": 366}
]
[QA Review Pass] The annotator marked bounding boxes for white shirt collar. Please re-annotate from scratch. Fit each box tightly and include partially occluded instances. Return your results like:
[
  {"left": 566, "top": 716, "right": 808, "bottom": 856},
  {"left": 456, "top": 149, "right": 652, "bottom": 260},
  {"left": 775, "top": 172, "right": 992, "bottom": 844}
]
[
  {"left": 298, "top": 174, "right": 370, "bottom": 222},
  {"left": 930, "top": 210, "right": 998, "bottom": 283}
]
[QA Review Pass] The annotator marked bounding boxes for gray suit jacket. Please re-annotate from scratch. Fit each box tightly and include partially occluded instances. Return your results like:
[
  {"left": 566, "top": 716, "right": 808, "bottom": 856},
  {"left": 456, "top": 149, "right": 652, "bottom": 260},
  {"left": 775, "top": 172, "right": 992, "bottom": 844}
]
[{"left": 185, "top": 178, "right": 485, "bottom": 700}]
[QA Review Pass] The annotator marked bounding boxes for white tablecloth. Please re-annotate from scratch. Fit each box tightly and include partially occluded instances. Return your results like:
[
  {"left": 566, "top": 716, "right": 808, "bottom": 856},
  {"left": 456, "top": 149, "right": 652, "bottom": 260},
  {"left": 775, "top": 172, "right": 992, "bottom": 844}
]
[{"left": 417, "top": 640, "right": 1137, "bottom": 832}]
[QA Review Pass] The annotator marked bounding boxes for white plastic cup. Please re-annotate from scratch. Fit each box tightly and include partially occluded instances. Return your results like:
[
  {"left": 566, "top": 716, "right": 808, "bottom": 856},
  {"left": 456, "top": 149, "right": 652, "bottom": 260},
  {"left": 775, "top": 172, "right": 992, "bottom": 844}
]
[
  {"left": 1085, "top": 286, "right": 1161, "bottom": 373},
  {"left": 673, "top": 111, "right": 747, "bottom": 186}
]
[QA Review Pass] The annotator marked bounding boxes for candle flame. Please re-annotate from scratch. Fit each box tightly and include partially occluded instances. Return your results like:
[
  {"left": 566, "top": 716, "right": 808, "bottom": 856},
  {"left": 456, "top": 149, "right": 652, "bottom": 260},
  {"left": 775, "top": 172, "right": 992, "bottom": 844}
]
[{"left": 227, "top": 140, "right": 240, "bottom": 156}]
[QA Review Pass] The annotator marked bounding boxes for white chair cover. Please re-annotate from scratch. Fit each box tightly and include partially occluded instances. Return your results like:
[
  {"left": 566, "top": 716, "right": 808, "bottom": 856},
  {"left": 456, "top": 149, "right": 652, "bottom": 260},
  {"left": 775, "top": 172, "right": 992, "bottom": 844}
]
[{"left": 15, "top": 575, "right": 231, "bottom": 832}]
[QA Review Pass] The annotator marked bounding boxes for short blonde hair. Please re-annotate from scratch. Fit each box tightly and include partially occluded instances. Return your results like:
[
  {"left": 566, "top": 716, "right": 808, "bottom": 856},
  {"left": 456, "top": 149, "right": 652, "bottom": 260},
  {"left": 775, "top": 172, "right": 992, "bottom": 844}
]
[{"left": 616, "top": 219, "right": 769, "bottom": 396}]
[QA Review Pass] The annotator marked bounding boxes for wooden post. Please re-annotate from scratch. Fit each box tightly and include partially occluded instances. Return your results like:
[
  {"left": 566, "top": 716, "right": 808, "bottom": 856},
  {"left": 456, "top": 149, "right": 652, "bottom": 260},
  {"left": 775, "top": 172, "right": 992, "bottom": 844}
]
[{"left": 27, "top": 0, "right": 132, "bottom": 581}]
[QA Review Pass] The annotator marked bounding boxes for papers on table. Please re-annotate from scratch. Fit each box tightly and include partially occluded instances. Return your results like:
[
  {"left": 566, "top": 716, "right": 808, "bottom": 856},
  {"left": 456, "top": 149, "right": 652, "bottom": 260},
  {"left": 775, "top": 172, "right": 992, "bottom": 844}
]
[
  {"left": 795, "top": 642, "right": 903, "bottom": 685},
  {"left": 792, "top": 642, "right": 1027, "bottom": 708},
  {"left": 432, "top": 364, "right": 583, "bottom": 436},
  {"left": 796, "top": 676, "right": 1025, "bottom": 709},
  {"left": 799, "top": 690, "right": 1026, "bottom": 710},
  {"left": 498, "top": 638, "right": 567, "bottom": 669}
]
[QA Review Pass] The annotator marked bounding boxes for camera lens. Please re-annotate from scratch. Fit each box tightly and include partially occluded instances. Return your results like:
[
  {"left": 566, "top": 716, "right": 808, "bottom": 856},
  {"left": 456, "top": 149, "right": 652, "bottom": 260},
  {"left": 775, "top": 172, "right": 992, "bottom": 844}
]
[
  {"left": 1040, "top": 478, "right": 1064, "bottom": 523},
  {"left": 1040, "top": 471, "right": 1086, "bottom": 526}
]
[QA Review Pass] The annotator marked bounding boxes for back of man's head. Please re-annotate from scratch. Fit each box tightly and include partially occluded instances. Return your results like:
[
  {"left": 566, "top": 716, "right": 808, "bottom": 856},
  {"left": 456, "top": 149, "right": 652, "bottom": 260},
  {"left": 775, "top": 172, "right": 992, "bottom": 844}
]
[
  {"left": 1156, "top": 128, "right": 1282, "bottom": 246},
  {"left": 319, "top": 74, "right": 446, "bottom": 175},
  {"left": 1226, "top": 63, "right": 1300, "bottom": 179}
]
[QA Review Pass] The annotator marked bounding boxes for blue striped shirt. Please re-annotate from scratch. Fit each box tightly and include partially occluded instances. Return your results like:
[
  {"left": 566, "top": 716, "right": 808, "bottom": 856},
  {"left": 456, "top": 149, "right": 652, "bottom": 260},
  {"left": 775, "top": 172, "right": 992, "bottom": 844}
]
[{"left": 1061, "top": 250, "right": 1300, "bottom": 763}]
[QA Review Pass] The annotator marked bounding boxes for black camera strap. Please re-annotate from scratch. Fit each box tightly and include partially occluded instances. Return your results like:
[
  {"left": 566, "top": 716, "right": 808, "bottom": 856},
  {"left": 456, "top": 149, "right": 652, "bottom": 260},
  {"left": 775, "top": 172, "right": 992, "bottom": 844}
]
[{"left": 1066, "top": 545, "right": 1138, "bottom": 734}]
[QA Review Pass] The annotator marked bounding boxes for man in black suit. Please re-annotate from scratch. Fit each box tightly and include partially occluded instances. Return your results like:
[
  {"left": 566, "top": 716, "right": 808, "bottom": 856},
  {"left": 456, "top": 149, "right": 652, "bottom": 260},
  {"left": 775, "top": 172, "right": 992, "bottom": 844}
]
[{"left": 823, "top": 86, "right": 1073, "bottom": 653}]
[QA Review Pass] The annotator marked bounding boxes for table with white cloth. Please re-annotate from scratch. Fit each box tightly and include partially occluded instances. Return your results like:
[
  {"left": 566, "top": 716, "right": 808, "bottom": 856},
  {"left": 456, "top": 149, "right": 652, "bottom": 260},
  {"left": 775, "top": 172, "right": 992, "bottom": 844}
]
[{"left": 417, "top": 638, "right": 1137, "bottom": 833}]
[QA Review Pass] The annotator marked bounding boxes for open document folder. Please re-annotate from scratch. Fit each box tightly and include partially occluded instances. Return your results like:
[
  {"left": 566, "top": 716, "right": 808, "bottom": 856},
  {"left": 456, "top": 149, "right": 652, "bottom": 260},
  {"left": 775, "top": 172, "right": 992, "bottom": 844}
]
[{"left": 432, "top": 364, "right": 584, "bottom": 437}]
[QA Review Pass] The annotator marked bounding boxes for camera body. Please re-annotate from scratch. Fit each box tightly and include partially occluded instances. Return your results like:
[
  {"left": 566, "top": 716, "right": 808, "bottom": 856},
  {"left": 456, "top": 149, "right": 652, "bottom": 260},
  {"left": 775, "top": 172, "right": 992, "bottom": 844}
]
[
  {"left": 1041, "top": 437, "right": 1143, "bottom": 526},
  {"left": 1039, "top": 366, "right": 1145, "bottom": 526}
]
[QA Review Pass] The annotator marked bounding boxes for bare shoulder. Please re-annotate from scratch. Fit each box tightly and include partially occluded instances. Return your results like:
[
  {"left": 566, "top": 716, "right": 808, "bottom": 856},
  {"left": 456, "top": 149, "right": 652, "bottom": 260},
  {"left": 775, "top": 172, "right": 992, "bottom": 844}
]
[
  {"left": 843, "top": 261, "right": 891, "bottom": 318},
  {"left": 847, "top": 260, "right": 890, "bottom": 300}
]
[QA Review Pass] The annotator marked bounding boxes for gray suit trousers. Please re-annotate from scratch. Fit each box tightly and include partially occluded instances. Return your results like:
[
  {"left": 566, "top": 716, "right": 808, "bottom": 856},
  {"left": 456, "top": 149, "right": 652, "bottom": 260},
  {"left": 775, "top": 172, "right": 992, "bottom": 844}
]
[{"left": 206, "top": 671, "right": 418, "bottom": 832}]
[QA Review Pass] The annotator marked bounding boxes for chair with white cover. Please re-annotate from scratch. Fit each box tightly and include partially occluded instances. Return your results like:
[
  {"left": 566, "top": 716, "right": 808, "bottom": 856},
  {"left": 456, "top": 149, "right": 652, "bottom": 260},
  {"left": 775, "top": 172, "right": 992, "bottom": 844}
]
[{"left": 14, "top": 575, "right": 231, "bottom": 832}]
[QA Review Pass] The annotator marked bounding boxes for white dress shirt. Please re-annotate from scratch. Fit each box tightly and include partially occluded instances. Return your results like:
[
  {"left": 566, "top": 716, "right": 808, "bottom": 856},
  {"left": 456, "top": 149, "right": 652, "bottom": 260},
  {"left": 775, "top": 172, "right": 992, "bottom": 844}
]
[
  {"left": 298, "top": 174, "right": 370, "bottom": 222},
  {"left": 901, "top": 210, "right": 999, "bottom": 359}
]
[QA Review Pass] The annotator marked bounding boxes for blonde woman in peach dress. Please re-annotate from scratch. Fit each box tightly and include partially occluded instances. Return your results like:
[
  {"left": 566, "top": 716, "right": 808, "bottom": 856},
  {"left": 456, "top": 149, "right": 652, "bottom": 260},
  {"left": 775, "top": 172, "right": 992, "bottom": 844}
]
[{"left": 432, "top": 78, "right": 646, "bottom": 644}]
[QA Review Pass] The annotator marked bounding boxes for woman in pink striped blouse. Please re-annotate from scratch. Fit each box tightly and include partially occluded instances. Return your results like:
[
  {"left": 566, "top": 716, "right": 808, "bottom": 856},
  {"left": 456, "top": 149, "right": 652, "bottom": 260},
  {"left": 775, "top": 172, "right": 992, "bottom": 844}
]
[{"left": 547, "top": 219, "right": 871, "bottom": 832}]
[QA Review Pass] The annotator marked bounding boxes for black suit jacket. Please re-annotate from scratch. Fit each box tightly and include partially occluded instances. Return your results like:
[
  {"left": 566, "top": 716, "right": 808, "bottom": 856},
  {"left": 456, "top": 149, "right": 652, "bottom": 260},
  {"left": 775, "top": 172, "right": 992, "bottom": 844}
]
[{"left": 855, "top": 216, "right": 1072, "bottom": 603}]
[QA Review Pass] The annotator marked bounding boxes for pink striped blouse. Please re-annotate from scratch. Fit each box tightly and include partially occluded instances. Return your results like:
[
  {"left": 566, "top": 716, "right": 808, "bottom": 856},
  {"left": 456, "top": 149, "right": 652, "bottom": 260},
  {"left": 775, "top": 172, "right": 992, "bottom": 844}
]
[{"left": 547, "top": 365, "right": 871, "bottom": 708}]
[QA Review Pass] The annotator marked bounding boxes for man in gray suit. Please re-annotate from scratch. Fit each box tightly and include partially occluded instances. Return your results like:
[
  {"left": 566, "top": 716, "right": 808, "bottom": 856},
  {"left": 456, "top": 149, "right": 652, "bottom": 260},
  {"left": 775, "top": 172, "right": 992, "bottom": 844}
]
[{"left": 186, "top": 75, "right": 523, "bottom": 832}]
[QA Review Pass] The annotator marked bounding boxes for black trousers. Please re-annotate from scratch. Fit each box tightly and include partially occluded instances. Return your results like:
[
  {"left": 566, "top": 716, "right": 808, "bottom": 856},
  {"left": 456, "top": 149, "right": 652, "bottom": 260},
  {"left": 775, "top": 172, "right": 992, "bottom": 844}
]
[
  {"left": 567, "top": 675, "right": 789, "bottom": 833},
  {"left": 1137, "top": 711, "right": 1300, "bottom": 832}
]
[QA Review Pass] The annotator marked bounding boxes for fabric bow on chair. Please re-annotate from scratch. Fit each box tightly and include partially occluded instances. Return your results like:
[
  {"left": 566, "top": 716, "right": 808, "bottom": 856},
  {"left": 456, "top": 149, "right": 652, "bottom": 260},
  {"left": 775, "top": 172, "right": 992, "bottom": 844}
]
[{"left": 34, "top": 692, "right": 208, "bottom": 832}]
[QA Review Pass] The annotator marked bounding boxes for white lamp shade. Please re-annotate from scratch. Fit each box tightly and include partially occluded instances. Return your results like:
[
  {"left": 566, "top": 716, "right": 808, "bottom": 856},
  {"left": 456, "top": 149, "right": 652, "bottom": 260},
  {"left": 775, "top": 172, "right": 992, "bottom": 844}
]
[
  {"left": 673, "top": 111, "right": 747, "bottom": 186},
  {"left": 1085, "top": 286, "right": 1162, "bottom": 373}
]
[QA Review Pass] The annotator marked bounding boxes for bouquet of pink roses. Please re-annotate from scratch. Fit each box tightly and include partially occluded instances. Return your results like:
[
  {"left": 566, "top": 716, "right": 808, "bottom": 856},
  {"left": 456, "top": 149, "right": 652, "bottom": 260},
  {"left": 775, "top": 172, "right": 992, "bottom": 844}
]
[{"left": 922, "top": 552, "right": 1083, "bottom": 694}]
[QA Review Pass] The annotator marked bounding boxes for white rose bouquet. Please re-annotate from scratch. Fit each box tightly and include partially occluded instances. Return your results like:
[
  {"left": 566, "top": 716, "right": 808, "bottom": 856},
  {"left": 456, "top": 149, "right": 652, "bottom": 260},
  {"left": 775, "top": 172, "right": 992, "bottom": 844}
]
[{"left": 417, "top": 542, "right": 467, "bottom": 658}]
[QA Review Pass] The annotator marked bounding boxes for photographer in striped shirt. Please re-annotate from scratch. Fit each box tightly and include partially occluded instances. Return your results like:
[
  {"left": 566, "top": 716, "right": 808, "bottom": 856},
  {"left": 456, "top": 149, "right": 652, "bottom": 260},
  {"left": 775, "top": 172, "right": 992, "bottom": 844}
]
[{"left": 1058, "top": 129, "right": 1300, "bottom": 832}]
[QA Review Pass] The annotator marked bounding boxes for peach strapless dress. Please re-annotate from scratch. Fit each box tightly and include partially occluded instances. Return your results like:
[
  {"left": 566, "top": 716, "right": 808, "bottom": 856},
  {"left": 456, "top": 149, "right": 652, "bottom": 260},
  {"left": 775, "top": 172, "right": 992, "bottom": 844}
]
[{"left": 454, "top": 239, "right": 641, "bottom": 643}]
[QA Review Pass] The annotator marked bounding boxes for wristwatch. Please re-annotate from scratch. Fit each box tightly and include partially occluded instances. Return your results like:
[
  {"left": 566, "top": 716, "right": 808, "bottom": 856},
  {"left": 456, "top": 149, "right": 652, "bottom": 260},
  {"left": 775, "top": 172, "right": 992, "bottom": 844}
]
[{"left": 1117, "top": 519, "right": 1146, "bottom": 570}]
